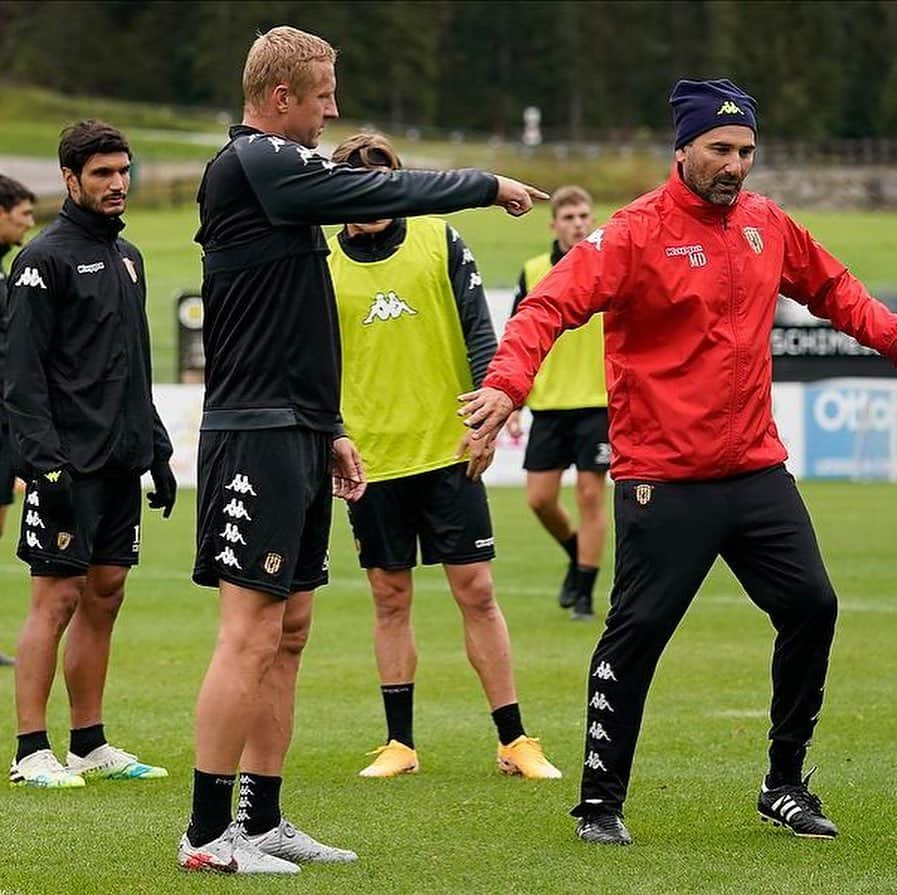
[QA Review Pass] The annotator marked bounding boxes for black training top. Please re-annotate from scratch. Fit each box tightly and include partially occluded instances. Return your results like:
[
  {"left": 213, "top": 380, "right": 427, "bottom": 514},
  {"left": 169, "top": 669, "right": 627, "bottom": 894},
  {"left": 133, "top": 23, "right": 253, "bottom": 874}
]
[
  {"left": 4, "top": 198, "right": 172, "bottom": 475},
  {"left": 0, "top": 243, "right": 10, "bottom": 432},
  {"left": 195, "top": 124, "right": 498, "bottom": 434}
]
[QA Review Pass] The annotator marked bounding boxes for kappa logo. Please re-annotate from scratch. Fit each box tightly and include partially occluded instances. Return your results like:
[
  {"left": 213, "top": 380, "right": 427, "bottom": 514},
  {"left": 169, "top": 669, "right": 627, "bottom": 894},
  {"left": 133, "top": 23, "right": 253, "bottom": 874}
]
[
  {"left": 468, "top": 271, "right": 482, "bottom": 290},
  {"left": 14, "top": 267, "right": 47, "bottom": 289},
  {"left": 475, "top": 537, "right": 494, "bottom": 549},
  {"left": 57, "top": 531, "right": 73, "bottom": 551},
  {"left": 584, "top": 751, "right": 607, "bottom": 772},
  {"left": 26, "top": 491, "right": 40, "bottom": 507},
  {"left": 461, "top": 247, "right": 474, "bottom": 264},
  {"left": 76, "top": 261, "right": 105, "bottom": 274},
  {"left": 590, "top": 691, "right": 614, "bottom": 712},
  {"left": 222, "top": 498, "right": 251, "bottom": 521},
  {"left": 665, "top": 244, "right": 707, "bottom": 268},
  {"left": 263, "top": 552, "right": 283, "bottom": 575},
  {"left": 225, "top": 473, "right": 257, "bottom": 496},
  {"left": 635, "top": 483, "right": 653, "bottom": 505},
  {"left": 219, "top": 523, "right": 247, "bottom": 545},
  {"left": 743, "top": 226, "right": 764, "bottom": 254},
  {"left": 592, "top": 661, "right": 617, "bottom": 681},
  {"left": 215, "top": 547, "right": 242, "bottom": 569},
  {"left": 321, "top": 551, "right": 330, "bottom": 573},
  {"left": 717, "top": 100, "right": 744, "bottom": 115},
  {"left": 25, "top": 510, "right": 44, "bottom": 529},
  {"left": 589, "top": 721, "right": 612, "bottom": 742},
  {"left": 586, "top": 228, "right": 604, "bottom": 251},
  {"left": 363, "top": 290, "right": 417, "bottom": 325},
  {"left": 26, "top": 531, "right": 43, "bottom": 550}
]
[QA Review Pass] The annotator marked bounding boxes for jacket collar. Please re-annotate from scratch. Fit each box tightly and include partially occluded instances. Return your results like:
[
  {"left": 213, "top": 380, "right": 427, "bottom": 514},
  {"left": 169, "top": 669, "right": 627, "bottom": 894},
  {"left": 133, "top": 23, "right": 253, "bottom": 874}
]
[
  {"left": 665, "top": 161, "right": 739, "bottom": 223},
  {"left": 60, "top": 197, "right": 125, "bottom": 243}
]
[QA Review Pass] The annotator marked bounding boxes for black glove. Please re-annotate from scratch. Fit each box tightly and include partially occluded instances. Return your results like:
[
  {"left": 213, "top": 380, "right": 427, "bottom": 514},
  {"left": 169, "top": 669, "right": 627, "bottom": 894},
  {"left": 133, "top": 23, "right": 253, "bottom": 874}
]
[
  {"left": 35, "top": 466, "right": 75, "bottom": 531},
  {"left": 147, "top": 459, "right": 177, "bottom": 518}
]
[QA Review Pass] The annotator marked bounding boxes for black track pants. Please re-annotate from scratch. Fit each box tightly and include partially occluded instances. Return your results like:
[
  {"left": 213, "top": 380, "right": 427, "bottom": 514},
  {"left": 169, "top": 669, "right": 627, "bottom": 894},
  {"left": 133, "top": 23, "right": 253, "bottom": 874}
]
[{"left": 571, "top": 464, "right": 838, "bottom": 816}]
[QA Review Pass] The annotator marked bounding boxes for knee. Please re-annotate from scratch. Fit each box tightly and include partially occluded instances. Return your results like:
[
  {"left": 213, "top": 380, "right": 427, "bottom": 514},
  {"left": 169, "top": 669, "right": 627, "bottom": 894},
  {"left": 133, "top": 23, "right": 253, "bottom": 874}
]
[
  {"left": 280, "top": 614, "right": 311, "bottom": 658},
  {"left": 220, "top": 616, "right": 283, "bottom": 671},
  {"left": 371, "top": 577, "right": 412, "bottom": 626},
  {"left": 527, "top": 490, "right": 554, "bottom": 514},
  {"left": 86, "top": 574, "right": 126, "bottom": 617},
  {"left": 575, "top": 477, "right": 605, "bottom": 514},
  {"left": 36, "top": 577, "right": 84, "bottom": 633},
  {"left": 804, "top": 580, "right": 838, "bottom": 625},
  {"left": 455, "top": 569, "right": 499, "bottom": 619}
]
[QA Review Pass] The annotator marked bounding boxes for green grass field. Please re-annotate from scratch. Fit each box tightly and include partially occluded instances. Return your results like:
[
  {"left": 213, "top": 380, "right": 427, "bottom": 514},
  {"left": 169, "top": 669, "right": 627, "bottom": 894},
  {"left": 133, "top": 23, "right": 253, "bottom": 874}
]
[{"left": 0, "top": 482, "right": 895, "bottom": 895}]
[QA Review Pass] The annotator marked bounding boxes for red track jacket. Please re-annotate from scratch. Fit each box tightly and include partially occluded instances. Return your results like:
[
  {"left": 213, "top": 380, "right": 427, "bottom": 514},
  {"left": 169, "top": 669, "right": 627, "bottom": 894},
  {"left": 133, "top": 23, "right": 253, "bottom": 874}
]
[{"left": 485, "top": 169, "right": 897, "bottom": 480}]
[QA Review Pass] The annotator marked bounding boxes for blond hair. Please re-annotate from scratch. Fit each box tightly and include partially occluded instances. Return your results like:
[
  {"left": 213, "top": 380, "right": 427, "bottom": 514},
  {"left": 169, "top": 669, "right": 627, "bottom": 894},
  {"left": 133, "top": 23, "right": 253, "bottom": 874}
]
[
  {"left": 242, "top": 26, "right": 336, "bottom": 112},
  {"left": 551, "top": 185, "right": 593, "bottom": 217},
  {"left": 331, "top": 132, "right": 402, "bottom": 170}
]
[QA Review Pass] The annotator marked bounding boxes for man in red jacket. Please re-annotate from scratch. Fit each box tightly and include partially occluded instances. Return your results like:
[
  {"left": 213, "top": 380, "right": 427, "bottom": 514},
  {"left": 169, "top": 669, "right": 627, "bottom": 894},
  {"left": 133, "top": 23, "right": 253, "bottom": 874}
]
[{"left": 458, "top": 78, "right": 897, "bottom": 846}]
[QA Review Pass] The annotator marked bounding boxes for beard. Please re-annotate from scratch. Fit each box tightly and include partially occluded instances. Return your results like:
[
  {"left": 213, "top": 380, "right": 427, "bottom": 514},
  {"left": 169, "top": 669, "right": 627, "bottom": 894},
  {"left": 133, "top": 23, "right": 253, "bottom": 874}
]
[{"left": 686, "top": 168, "right": 744, "bottom": 206}]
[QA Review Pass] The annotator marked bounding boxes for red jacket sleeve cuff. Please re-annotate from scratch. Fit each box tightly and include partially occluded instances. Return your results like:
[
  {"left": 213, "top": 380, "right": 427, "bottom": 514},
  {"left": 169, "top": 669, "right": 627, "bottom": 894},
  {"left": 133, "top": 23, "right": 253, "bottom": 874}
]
[{"left": 481, "top": 373, "right": 527, "bottom": 408}]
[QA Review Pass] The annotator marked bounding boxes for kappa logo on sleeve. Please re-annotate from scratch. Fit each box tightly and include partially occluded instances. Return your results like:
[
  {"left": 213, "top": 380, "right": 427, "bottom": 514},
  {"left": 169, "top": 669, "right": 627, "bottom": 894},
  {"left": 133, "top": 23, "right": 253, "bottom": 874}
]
[
  {"left": 585, "top": 228, "right": 605, "bottom": 251},
  {"left": 14, "top": 267, "right": 47, "bottom": 289}
]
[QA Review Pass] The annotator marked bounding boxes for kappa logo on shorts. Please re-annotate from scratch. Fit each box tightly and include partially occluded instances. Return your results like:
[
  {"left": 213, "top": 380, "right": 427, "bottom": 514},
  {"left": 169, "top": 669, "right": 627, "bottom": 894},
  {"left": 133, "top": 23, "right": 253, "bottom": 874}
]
[
  {"left": 219, "top": 523, "right": 247, "bottom": 545},
  {"left": 263, "top": 552, "right": 283, "bottom": 575},
  {"left": 215, "top": 547, "right": 242, "bottom": 569},
  {"left": 57, "top": 531, "right": 73, "bottom": 551},
  {"left": 321, "top": 551, "right": 330, "bottom": 573},
  {"left": 222, "top": 498, "right": 252, "bottom": 521},
  {"left": 25, "top": 510, "right": 45, "bottom": 529},
  {"left": 26, "top": 531, "right": 44, "bottom": 550},
  {"left": 635, "top": 484, "right": 653, "bottom": 505},
  {"left": 475, "top": 537, "right": 494, "bottom": 549},
  {"left": 225, "top": 473, "right": 257, "bottom": 496},
  {"left": 26, "top": 491, "right": 40, "bottom": 507}
]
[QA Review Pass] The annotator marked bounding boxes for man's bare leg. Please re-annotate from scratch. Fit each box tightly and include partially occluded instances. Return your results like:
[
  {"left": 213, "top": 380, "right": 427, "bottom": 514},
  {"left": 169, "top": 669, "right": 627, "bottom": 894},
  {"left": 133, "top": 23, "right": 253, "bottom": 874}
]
[
  {"left": 63, "top": 564, "right": 127, "bottom": 729},
  {"left": 234, "top": 591, "right": 357, "bottom": 861},
  {"left": 16, "top": 575, "right": 84, "bottom": 736},
  {"left": 444, "top": 562, "right": 515, "bottom": 710},
  {"left": 526, "top": 470, "right": 571, "bottom": 543}
]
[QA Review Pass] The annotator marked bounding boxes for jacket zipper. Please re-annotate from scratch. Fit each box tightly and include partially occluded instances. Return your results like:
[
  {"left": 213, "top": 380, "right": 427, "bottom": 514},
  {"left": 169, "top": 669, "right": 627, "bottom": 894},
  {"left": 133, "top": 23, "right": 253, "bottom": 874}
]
[{"left": 722, "top": 214, "right": 739, "bottom": 476}]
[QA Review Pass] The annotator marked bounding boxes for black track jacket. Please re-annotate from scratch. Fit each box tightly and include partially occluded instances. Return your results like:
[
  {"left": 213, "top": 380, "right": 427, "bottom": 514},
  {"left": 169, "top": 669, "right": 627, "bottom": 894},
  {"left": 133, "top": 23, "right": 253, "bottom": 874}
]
[
  {"left": 196, "top": 125, "right": 498, "bottom": 434},
  {"left": 4, "top": 199, "right": 172, "bottom": 475}
]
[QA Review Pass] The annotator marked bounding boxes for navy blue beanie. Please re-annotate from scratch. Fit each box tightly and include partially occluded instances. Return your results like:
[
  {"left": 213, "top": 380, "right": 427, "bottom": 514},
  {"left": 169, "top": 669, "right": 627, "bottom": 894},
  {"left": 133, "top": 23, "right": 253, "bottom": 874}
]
[{"left": 669, "top": 78, "right": 758, "bottom": 149}]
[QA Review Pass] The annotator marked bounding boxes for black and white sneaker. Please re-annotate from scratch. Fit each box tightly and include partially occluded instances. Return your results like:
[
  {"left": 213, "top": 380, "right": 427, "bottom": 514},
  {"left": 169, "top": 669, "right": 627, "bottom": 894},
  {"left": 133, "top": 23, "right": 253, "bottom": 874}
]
[
  {"left": 757, "top": 768, "right": 838, "bottom": 839},
  {"left": 559, "top": 563, "right": 577, "bottom": 608},
  {"left": 575, "top": 812, "right": 632, "bottom": 845}
]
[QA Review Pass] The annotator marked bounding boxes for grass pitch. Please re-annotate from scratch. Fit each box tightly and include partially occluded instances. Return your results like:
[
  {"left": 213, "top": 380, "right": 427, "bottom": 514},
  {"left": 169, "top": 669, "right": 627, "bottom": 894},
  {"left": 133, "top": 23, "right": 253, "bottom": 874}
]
[{"left": 0, "top": 482, "right": 895, "bottom": 894}]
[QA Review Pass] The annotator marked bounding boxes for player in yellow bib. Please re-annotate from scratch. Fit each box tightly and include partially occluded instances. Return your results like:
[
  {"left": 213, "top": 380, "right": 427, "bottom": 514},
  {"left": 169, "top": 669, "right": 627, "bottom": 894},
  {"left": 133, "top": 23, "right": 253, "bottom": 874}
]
[
  {"left": 328, "top": 133, "right": 560, "bottom": 781},
  {"left": 506, "top": 186, "right": 610, "bottom": 620}
]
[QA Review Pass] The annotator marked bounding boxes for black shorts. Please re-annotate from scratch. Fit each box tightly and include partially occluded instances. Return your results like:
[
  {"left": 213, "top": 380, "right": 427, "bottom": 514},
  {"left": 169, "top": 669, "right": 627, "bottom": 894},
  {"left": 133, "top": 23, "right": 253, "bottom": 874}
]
[
  {"left": 524, "top": 407, "right": 611, "bottom": 473},
  {"left": 17, "top": 470, "right": 142, "bottom": 576},
  {"left": 347, "top": 462, "right": 495, "bottom": 570},
  {"left": 193, "top": 427, "right": 333, "bottom": 599},
  {"left": 0, "top": 430, "right": 15, "bottom": 506}
]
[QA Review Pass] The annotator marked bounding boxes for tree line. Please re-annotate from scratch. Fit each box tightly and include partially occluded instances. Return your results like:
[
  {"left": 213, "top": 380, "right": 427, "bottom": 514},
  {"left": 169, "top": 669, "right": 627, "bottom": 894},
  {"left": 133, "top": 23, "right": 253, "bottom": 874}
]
[{"left": 2, "top": 0, "right": 897, "bottom": 141}]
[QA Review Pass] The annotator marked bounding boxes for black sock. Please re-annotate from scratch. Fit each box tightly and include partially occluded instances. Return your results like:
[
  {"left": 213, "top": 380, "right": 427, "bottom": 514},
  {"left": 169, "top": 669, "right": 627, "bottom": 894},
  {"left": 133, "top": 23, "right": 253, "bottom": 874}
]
[
  {"left": 492, "top": 702, "right": 525, "bottom": 746},
  {"left": 560, "top": 533, "right": 578, "bottom": 563},
  {"left": 69, "top": 723, "right": 107, "bottom": 758},
  {"left": 381, "top": 683, "right": 415, "bottom": 748},
  {"left": 16, "top": 730, "right": 51, "bottom": 763},
  {"left": 187, "top": 769, "right": 235, "bottom": 847},
  {"left": 575, "top": 565, "right": 599, "bottom": 598},
  {"left": 767, "top": 741, "right": 806, "bottom": 787},
  {"left": 237, "top": 772, "right": 283, "bottom": 835}
]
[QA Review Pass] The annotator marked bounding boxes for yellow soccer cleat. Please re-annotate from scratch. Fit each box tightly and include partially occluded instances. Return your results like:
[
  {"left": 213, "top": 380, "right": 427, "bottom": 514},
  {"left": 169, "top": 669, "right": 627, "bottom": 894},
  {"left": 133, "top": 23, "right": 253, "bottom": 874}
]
[
  {"left": 358, "top": 740, "right": 419, "bottom": 778},
  {"left": 497, "top": 736, "right": 563, "bottom": 779}
]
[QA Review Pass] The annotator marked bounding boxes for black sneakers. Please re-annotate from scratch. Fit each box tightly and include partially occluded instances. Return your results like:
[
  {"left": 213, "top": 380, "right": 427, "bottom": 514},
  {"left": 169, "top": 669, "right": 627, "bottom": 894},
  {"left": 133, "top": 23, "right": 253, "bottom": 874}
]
[
  {"left": 757, "top": 768, "right": 838, "bottom": 839},
  {"left": 570, "top": 590, "right": 595, "bottom": 621},
  {"left": 575, "top": 812, "right": 632, "bottom": 846},
  {"left": 558, "top": 562, "right": 577, "bottom": 608}
]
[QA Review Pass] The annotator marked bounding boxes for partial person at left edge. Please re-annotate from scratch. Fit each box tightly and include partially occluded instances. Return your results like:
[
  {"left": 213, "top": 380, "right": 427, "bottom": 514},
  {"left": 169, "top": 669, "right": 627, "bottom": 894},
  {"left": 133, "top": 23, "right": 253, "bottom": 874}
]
[
  {"left": 0, "top": 173, "right": 36, "bottom": 667},
  {"left": 4, "top": 121, "right": 177, "bottom": 788}
]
